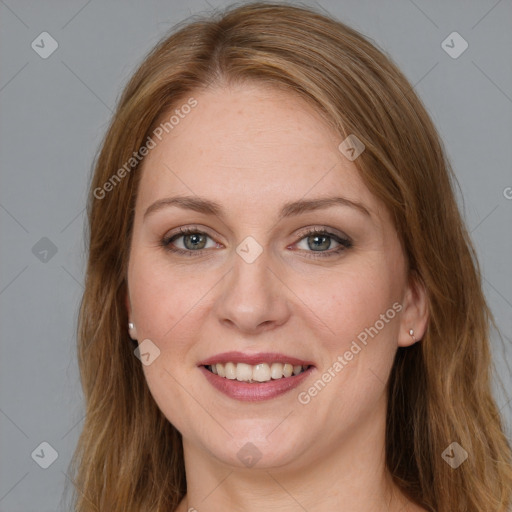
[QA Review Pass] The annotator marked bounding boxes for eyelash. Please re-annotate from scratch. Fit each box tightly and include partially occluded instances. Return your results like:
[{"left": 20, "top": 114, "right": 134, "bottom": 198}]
[{"left": 160, "top": 226, "right": 353, "bottom": 259}]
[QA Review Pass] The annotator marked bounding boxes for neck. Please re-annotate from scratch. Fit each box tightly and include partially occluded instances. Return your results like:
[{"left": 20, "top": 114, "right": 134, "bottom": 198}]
[{"left": 176, "top": 395, "right": 416, "bottom": 511}]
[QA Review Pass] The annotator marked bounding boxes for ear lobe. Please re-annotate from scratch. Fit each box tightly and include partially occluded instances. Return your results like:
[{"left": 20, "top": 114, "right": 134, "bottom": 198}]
[
  {"left": 398, "top": 270, "right": 429, "bottom": 348},
  {"left": 125, "top": 289, "right": 138, "bottom": 339},
  {"left": 124, "top": 287, "right": 137, "bottom": 340}
]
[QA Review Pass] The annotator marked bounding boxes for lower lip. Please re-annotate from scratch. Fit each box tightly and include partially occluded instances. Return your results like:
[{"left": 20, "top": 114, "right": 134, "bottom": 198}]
[{"left": 199, "top": 365, "right": 315, "bottom": 401}]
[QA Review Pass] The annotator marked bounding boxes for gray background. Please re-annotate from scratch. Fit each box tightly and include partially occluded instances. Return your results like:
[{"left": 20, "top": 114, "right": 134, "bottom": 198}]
[{"left": 1, "top": 0, "right": 511, "bottom": 510}]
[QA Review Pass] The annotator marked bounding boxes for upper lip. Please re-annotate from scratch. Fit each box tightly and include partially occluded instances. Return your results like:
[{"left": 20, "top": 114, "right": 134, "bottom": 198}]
[{"left": 198, "top": 351, "right": 315, "bottom": 367}]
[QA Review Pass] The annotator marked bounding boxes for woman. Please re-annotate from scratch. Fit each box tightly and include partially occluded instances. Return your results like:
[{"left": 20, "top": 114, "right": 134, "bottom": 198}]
[{"left": 67, "top": 2, "right": 512, "bottom": 511}]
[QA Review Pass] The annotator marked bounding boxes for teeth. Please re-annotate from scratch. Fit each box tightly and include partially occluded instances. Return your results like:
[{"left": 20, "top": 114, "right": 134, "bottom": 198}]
[
  {"left": 207, "top": 362, "right": 308, "bottom": 382},
  {"left": 270, "top": 362, "right": 283, "bottom": 379},
  {"left": 252, "top": 363, "right": 269, "bottom": 382},
  {"left": 236, "top": 363, "right": 252, "bottom": 381},
  {"left": 216, "top": 363, "right": 226, "bottom": 378},
  {"left": 283, "top": 363, "right": 293, "bottom": 377},
  {"left": 225, "top": 362, "right": 236, "bottom": 380}
]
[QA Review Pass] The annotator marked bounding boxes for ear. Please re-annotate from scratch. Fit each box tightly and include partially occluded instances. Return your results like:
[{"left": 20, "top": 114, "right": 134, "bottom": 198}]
[
  {"left": 125, "top": 287, "right": 138, "bottom": 340},
  {"left": 398, "top": 270, "right": 429, "bottom": 347}
]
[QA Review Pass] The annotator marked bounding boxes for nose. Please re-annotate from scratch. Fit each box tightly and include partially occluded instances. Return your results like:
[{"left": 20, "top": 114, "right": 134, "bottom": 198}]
[{"left": 213, "top": 246, "right": 291, "bottom": 334}]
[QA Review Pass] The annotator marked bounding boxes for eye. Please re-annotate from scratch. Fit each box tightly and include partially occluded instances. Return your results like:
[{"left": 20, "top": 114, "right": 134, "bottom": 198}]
[
  {"left": 293, "top": 228, "right": 352, "bottom": 259},
  {"left": 161, "top": 227, "right": 218, "bottom": 256},
  {"left": 160, "top": 226, "right": 353, "bottom": 259}
]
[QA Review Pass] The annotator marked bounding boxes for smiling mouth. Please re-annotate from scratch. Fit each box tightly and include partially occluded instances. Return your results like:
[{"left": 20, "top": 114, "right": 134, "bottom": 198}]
[{"left": 203, "top": 362, "right": 311, "bottom": 383}]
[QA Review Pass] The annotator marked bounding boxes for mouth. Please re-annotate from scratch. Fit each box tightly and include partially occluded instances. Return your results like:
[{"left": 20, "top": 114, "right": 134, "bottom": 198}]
[
  {"left": 198, "top": 352, "right": 316, "bottom": 401},
  {"left": 203, "top": 362, "right": 311, "bottom": 383}
]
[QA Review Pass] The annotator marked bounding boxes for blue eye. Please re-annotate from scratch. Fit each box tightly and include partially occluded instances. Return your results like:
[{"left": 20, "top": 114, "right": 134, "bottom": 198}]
[
  {"left": 161, "top": 227, "right": 216, "bottom": 256},
  {"left": 161, "top": 226, "right": 352, "bottom": 258},
  {"left": 294, "top": 228, "right": 352, "bottom": 258}
]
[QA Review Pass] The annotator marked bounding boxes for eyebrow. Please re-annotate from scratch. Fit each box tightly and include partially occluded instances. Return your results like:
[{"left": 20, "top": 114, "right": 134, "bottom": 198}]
[{"left": 143, "top": 195, "right": 372, "bottom": 221}]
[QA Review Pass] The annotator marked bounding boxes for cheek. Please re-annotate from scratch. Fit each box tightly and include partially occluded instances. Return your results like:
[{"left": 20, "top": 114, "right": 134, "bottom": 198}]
[
  {"left": 128, "top": 250, "right": 201, "bottom": 341},
  {"left": 129, "top": 255, "right": 208, "bottom": 429},
  {"left": 302, "top": 261, "right": 402, "bottom": 359},
  {"left": 292, "top": 267, "right": 401, "bottom": 422}
]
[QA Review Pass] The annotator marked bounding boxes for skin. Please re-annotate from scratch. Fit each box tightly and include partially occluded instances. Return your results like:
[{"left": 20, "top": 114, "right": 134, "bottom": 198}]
[{"left": 126, "top": 82, "right": 429, "bottom": 512}]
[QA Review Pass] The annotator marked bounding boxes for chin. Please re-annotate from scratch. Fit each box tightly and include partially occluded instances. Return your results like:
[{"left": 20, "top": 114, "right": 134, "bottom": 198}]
[{"left": 203, "top": 427, "right": 312, "bottom": 471}]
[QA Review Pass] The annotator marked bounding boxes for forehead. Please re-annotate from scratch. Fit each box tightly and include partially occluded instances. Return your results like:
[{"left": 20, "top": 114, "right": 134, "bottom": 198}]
[{"left": 135, "top": 83, "right": 382, "bottom": 220}]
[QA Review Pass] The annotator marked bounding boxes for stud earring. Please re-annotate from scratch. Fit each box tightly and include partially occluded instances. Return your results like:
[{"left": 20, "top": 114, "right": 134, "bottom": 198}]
[
  {"left": 409, "top": 329, "right": 416, "bottom": 342},
  {"left": 128, "top": 322, "right": 134, "bottom": 330}
]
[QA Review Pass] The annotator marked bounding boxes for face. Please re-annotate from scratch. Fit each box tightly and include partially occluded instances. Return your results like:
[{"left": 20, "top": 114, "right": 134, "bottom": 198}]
[{"left": 126, "top": 82, "right": 426, "bottom": 472}]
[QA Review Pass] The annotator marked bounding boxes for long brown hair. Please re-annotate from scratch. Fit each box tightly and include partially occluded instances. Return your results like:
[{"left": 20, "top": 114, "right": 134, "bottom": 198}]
[{"left": 66, "top": 2, "right": 512, "bottom": 510}]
